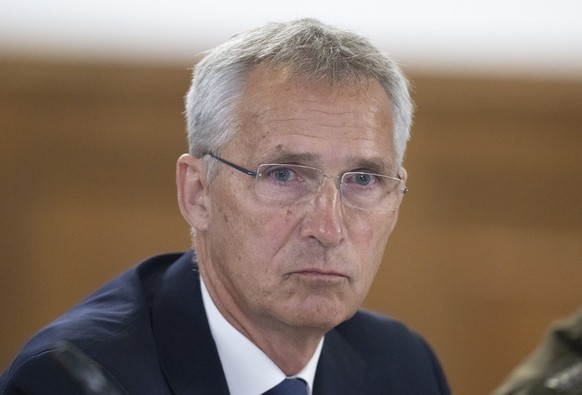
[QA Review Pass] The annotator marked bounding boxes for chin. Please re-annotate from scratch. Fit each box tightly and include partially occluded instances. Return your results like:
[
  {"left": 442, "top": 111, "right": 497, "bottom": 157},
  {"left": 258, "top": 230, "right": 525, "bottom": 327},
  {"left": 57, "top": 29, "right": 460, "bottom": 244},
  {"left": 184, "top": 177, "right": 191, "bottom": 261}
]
[{"left": 287, "top": 303, "right": 358, "bottom": 331}]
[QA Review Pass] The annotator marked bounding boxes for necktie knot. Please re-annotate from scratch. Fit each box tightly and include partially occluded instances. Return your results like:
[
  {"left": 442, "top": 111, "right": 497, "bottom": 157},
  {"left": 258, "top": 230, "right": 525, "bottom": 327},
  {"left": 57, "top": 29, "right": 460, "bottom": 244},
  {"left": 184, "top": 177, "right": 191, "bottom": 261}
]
[{"left": 264, "top": 378, "right": 308, "bottom": 395}]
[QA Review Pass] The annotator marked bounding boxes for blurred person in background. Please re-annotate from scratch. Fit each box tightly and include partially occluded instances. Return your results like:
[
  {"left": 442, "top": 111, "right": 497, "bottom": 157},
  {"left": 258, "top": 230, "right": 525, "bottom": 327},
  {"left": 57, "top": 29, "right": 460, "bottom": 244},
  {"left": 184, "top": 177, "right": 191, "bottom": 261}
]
[{"left": 494, "top": 310, "right": 582, "bottom": 395}]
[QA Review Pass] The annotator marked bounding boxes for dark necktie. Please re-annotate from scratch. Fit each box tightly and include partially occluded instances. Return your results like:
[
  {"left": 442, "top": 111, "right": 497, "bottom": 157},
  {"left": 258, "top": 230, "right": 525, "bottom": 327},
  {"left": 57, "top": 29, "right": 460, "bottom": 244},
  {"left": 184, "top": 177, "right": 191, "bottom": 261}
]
[{"left": 263, "top": 378, "right": 308, "bottom": 395}]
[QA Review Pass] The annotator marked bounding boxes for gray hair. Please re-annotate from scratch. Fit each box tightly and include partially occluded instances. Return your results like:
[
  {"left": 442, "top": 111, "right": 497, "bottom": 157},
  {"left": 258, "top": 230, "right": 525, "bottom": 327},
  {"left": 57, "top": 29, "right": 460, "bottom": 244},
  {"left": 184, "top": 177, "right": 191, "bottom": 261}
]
[{"left": 185, "top": 18, "right": 414, "bottom": 179}]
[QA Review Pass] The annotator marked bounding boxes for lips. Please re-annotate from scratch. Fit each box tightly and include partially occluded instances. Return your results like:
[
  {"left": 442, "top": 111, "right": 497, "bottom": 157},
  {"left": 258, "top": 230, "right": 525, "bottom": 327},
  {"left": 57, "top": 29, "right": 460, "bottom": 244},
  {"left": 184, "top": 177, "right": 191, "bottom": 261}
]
[{"left": 291, "top": 269, "right": 349, "bottom": 280}]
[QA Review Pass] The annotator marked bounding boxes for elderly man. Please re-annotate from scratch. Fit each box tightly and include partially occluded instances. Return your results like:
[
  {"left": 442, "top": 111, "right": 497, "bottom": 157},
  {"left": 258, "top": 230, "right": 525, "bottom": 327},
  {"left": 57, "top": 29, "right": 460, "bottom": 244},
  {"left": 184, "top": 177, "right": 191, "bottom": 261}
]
[{"left": 1, "top": 19, "right": 450, "bottom": 394}]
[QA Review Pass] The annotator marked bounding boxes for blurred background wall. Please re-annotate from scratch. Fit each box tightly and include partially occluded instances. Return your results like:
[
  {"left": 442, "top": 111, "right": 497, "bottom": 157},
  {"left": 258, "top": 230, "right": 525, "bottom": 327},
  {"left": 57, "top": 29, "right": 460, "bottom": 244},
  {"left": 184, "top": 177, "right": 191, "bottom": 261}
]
[{"left": 1, "top": 1, "right": 581, "bottom": 393}]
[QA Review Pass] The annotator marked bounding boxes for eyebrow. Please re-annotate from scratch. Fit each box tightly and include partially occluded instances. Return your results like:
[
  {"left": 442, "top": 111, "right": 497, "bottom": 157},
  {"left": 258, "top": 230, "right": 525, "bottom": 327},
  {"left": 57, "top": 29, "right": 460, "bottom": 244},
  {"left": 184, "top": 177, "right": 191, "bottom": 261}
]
[
  {"left": 348, "top": 156, "right": 394, "bottom": 175},
  {"left": 261, "top": 150, "right": 320, "bottom": 165},
  {"left": 261, "top": 150, "right": 395, "bottom": 176}
]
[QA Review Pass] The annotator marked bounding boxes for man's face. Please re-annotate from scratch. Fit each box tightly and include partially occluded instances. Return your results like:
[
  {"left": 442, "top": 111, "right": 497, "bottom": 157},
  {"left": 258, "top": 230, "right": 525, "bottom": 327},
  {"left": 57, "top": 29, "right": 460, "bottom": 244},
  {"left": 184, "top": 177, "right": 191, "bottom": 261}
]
[{"left": 198, "top": 67, "right": 403, "bottom": 333}]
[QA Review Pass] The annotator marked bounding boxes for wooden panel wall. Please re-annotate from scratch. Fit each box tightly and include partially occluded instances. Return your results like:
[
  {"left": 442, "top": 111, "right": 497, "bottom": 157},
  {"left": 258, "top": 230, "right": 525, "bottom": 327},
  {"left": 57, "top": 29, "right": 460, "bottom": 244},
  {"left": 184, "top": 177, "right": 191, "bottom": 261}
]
[{"left": 1, "top": 58, "right": 581, "bottom": 394}]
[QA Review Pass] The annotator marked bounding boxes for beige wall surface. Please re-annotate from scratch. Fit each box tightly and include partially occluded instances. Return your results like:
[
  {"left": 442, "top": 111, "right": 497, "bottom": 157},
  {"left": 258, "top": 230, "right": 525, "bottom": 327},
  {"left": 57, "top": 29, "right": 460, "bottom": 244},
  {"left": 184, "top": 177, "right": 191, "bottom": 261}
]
[{"left": 1, "top": 58, "right": 581, "bottom": 394}]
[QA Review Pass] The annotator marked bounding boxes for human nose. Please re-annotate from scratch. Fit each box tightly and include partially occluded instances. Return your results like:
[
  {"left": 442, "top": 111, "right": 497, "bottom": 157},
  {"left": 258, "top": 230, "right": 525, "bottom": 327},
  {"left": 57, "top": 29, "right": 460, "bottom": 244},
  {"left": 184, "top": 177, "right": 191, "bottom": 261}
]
[{"left": 300, "top": 177, "right": 345, "bottom": 247}]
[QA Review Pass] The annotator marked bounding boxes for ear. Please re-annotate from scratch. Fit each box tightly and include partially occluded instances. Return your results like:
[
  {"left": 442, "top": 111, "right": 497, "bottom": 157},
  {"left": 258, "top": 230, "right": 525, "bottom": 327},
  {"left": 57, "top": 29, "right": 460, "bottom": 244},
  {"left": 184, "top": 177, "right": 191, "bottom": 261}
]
[
  {"left": 388, "top": 166, "right": 408, "bottom": 232},
  {"left": 399, "top": 166, "right": 408, "bottom": 184},
  {"left": 176, "top": 154, "right": 210, "bottom": 232}
]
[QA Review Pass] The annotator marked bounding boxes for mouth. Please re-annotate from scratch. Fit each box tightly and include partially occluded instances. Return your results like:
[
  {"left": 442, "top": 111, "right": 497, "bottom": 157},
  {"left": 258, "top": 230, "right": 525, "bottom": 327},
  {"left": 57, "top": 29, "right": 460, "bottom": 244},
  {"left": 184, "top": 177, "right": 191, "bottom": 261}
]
[{"left": 290, "top": 269, "right": 349, "bottom": 283}]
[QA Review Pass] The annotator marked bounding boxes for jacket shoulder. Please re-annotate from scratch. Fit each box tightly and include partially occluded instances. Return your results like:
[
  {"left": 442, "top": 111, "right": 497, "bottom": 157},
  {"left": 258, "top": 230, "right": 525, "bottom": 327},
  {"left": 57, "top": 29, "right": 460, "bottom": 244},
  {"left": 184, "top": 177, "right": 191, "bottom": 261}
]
[
  {"left": 332, "top": 310, "right": 451, "bottom": 394},
  {"left": 336, "top": 309, "right": 432, "bottom": 353},
  {"left": 0, "top": 252, "right": 188, "bottom": 394}
]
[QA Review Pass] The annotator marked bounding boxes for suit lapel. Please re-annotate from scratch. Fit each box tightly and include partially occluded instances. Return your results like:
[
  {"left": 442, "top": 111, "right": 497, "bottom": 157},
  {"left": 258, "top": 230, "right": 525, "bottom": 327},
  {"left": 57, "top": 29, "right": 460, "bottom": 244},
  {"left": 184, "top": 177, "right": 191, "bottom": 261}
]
[
  {"left": 313, "top": 328, "right": 366, "bottom": 395},
  {"left": 151, "top": 251, "right": 230, "bottom": 395}
]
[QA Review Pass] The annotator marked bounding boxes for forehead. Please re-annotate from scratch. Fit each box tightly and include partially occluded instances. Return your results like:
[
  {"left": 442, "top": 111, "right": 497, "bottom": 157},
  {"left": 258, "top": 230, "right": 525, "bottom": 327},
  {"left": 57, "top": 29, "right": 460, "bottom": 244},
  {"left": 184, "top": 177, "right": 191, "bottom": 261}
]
[{"left": 229, "top": 66, "right": 396, "bottom": 169}]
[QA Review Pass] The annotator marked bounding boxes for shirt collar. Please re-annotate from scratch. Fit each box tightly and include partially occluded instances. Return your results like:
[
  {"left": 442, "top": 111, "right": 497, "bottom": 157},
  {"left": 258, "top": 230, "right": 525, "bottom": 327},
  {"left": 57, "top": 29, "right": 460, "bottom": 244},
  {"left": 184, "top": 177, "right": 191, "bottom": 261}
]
[{"left": 201, "top": 277, "right": 323, "bottom": 395}]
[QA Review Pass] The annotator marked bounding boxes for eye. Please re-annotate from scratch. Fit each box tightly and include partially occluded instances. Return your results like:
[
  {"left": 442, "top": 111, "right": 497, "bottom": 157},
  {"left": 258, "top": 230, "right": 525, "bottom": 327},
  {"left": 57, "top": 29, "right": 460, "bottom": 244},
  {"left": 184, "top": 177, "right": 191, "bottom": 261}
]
[
  {"left": 344, "top": 172, "right": 378, "bottom": 187},
  {"left": 264, "top": 166, "right": 301, "bottom": 183},
  {"left": 355, "top": 173, "right": 374, "bottom": 186}
]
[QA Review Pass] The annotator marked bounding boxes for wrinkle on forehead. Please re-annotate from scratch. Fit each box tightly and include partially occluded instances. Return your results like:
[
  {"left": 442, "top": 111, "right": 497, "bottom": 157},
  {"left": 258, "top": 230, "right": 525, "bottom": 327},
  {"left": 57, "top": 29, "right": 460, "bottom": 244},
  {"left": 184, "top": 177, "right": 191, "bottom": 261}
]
[
  {"left": 256, "top": 112, "right": 392, "bottom": 145},
  {"left": 255, "top": 103, "right": 390, "bottom": 126},
  {"left": 247, "top": 90, "right": 393, "bottom": 144},
  {"left": 265, "top": 128, "right": 384, "bottom": 141}
]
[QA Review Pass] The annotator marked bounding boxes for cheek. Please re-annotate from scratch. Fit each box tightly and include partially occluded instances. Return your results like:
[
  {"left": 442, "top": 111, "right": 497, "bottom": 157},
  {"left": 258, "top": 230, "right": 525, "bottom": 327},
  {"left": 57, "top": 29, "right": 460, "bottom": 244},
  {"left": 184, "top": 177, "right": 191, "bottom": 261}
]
[
  {"left": 211, "top": 195, "right": 295, "bottom": 265},
  {"left": 350, "top": 213, "right": 394, "bottom": 249},
  {"left": 348, "top": 214, "right": 396, "bottom": 281},
  {"left": 245, "top": 206, "right": 300, "bottom": 260}
]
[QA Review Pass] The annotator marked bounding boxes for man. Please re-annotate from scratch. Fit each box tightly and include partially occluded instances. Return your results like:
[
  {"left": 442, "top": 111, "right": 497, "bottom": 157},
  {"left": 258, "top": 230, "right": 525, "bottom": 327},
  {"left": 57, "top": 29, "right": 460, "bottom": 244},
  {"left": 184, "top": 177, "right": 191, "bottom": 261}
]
[
  {"left": 1, "top": 18, "right": 450, "bottom": 394},
  {"left": 494, "top": 310, "right": 582, "bottom": 395}
]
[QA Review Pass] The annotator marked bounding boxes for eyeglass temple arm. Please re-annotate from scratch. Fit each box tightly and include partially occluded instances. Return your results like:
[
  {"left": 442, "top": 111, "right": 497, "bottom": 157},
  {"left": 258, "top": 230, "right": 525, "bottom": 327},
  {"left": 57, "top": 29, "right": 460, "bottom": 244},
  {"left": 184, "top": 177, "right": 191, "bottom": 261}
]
[{"left": 204, "top": 152, "right": 257, "bottom": 177}]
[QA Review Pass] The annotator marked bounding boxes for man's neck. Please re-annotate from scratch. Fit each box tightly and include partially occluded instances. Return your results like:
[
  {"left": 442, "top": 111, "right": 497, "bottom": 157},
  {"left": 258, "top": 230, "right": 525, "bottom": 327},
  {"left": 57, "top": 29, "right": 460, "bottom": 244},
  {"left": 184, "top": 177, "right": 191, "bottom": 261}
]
[
  {"left": 199, "top": 264, "right": 325, "bottom": 375},
  {"left": 238, "top": 317, "right": 324, "bottom": 375},
  {"left": 200, "top": 275, "right": 324, "bottom": 395}
]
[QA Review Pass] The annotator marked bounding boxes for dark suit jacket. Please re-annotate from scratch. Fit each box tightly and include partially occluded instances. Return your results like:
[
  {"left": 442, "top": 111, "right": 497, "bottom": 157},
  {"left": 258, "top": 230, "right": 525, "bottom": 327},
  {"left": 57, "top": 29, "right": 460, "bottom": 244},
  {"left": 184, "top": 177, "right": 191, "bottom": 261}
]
[{"left": 0, "top": 251, "right": 450, "bottom": 394}]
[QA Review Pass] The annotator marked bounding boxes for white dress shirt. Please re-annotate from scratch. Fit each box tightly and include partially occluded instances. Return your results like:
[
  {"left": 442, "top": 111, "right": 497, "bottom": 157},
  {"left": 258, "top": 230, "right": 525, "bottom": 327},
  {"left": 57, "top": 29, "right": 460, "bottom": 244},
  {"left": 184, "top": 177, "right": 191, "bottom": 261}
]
[{"left": 200, "top": 278, "right": 323, "bottom": 395}]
